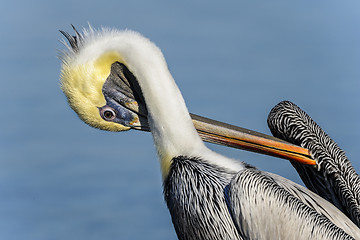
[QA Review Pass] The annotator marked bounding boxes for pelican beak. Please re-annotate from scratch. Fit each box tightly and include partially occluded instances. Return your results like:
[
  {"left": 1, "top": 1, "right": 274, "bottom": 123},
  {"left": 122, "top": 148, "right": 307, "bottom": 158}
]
[
  {"left": 102, "top": 62, "right": 315, "bottom": 166},
  {"left": 190, "top": 114, "right": 315, "bottom": 165}
]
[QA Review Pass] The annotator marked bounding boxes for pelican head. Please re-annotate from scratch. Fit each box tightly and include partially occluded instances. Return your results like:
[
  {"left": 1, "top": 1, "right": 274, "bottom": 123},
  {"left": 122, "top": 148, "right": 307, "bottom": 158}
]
[{"left": 60, "top": 26, "right": 151, "bottom": 132}]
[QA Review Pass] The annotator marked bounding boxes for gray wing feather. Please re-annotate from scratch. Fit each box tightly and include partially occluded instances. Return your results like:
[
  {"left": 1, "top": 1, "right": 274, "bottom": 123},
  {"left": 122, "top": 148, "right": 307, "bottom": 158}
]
[
  {"left": 268, "top": 101, "right": 360, "bottom": 227},
  {"left": 226, "top": 169, "right": 358, "bottom": 239},
  {"left": 269, "top": 172, "right": 360, "bottom": 239}
]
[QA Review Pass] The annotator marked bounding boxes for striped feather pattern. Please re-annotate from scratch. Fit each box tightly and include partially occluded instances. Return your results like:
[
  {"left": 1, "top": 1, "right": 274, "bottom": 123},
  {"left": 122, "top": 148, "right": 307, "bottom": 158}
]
[
  {"left": 267, "top": 100, "right": 360, "bottom": 227},
  {"left": 164, "top": 156, "right": 242, "bottom": 240},
  {"left": 164, "top": 155, "right": 357, "bottom": 239},
  {"left": 226, "top": 168, "right": 354, "bottom": 240}
]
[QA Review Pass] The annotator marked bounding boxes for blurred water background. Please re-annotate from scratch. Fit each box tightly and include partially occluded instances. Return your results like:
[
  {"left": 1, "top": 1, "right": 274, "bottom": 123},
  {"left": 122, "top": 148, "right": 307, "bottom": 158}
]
[{"left": 1, "top": 1, "right": 359, "bottom": 239}]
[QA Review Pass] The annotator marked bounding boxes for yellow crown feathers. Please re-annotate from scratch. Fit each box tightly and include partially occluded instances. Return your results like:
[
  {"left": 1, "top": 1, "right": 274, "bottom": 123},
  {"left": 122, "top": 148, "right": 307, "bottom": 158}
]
[{"left": 59, "top": 27, "right": 130, "bottom": 132}]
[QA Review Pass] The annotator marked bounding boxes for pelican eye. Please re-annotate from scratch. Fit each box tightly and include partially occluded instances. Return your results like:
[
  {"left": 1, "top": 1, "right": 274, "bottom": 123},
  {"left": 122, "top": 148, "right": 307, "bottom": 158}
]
[{"left": 100, "top": 107, "right": 116, "bottom": 121}]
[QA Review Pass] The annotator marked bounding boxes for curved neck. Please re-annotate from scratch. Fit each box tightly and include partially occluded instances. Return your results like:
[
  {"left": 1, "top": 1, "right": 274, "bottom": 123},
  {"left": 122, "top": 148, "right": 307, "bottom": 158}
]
[{"left": 118, "top": 36, "right": 207, "bottom": 177}]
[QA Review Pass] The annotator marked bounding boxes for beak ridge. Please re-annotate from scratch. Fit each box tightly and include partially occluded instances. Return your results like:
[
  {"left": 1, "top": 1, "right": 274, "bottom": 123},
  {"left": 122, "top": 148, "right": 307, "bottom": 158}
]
[{"left": 190, "top": 113, "right": 316, "bottom": 166}]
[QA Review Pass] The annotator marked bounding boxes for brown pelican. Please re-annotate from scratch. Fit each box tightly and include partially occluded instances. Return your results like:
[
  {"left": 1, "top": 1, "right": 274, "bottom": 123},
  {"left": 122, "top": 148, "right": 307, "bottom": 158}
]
[{"left": 59, "top": 26, "right": 360, "bottom": 239}]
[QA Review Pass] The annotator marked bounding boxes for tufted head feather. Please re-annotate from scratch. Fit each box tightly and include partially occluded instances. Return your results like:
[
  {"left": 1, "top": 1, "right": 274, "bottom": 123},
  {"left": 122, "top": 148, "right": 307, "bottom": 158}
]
[{"left": 59, "top": 26, "right": 133, "bottom": 132}]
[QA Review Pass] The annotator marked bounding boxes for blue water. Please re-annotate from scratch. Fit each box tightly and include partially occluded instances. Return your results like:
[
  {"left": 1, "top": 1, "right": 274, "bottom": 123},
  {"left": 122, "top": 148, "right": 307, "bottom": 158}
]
[{"left": 1, "top": 1, "right": 360, "bottom": 239}]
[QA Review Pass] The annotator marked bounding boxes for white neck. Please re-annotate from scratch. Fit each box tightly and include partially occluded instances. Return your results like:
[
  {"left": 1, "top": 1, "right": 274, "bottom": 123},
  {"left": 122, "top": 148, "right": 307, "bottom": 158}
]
[{"left": 114, "top": 32, "right": 209, "bottom": 174}]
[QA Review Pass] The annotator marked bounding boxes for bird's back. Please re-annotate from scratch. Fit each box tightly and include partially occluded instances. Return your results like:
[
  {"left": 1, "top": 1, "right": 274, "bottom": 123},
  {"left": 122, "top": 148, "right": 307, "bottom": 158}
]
[{"left": 163, "top": 156, "right": 242, "bottom": 240}]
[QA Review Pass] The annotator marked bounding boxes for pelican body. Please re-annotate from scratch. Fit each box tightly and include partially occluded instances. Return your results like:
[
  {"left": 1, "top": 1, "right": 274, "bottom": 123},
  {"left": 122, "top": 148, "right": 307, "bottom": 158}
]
[{"left": 59, "top": 26, "right": 360, "bottom": 239}]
